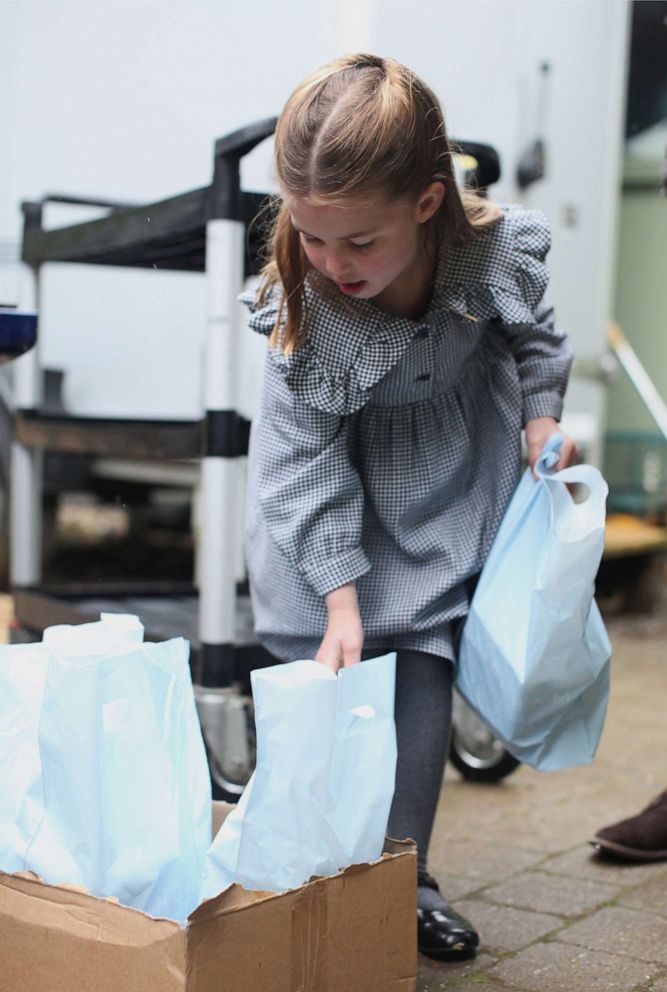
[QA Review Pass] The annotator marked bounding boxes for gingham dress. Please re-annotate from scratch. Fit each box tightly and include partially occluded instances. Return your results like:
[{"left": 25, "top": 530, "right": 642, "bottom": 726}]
[{"left": 242, "top": 206, "right": 573, "bottom": 662}]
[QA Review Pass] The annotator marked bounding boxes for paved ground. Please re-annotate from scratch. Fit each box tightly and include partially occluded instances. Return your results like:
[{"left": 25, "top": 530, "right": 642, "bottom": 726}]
[
  {"left": 422, "top": 610, "right": 667, "bottom": 992},
  {"left": 2, "top": 596, "right": 666, "bottom": 990}
]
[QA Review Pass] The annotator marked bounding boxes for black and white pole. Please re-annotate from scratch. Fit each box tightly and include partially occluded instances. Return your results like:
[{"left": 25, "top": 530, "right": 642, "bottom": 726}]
[
  {"left": 199, "top": 120, "right": 276, "bottom": 686},
  {"left": 199, "top": 216, "right": 244, "bottom": 686}
]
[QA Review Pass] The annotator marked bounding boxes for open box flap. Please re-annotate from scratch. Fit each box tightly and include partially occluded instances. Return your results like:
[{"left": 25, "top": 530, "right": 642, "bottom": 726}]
[
  {"left": 0, "top": 869, "right": 187, "bottom": 992},
  {"left": 184, "top": 844, "right": 417, "bottom": 992}
]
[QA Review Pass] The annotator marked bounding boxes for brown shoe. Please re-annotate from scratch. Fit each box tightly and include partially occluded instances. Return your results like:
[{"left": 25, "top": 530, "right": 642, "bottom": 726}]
[{"left": 591, "top": 790, "right": 667, "bottom": 861}]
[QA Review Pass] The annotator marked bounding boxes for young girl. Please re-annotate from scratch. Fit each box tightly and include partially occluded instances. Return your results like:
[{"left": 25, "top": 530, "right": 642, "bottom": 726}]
[{"left": 242, "top": 53, "right": 578, "bottom": 960}]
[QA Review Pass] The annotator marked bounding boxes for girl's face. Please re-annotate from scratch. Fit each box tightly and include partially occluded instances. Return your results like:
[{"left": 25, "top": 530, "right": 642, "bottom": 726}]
[{"left": 287, "top": 184, "right": 444, "bottom": 318}]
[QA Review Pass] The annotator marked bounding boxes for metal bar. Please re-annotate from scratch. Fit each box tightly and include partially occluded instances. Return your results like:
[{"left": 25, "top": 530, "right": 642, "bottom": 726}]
[
  {"left": 41, "top": 193, "right": 141, "bottom": 210},
  {"left": 15, "top": 411, "right": 202, "bottom": 459},
  {"left": 21, "top": 189, "right": 269, "bottom": 275},
  {"left": 607, "top": 321, "right": 667, "bottom": 441},
  {"left": 10, "top": 263, "right": 42, "bottom": 586},
  {"left": 198, "top": 218, "right": 245, "bottom": 670},
  {"left": 22, "top": 187, "right": 208, "bottom": 267}
]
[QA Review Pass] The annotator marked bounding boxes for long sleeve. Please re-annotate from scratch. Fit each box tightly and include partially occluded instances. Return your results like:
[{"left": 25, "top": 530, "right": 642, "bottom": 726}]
[
  {"left": 254, "top": 356, "right": 371, "bottom": 597},
  {"left": 499, "top": 206, "right": 574, "bottom": 424},
  {"left": 503, "top": 301, "right": 573, "bottom": 425}
]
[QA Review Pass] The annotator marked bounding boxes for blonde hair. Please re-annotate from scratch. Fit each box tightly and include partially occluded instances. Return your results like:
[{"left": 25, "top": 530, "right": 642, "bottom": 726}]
[{"left": 260, "top": 53, "right": 501, "bottom": 351}]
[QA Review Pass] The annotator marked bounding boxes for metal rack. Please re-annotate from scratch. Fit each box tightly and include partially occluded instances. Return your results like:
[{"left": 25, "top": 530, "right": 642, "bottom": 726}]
[{"left": 11, "top": 117, "right": 278, "bottom": 688}]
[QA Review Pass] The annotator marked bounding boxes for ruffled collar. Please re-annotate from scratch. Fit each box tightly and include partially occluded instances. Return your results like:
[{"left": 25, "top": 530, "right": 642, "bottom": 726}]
[
  {"left": 241, "top": 205, "right": 550, "bottom": 415},
  {"left": 241, "top": 277, "right": 420, "bottom": 415}
]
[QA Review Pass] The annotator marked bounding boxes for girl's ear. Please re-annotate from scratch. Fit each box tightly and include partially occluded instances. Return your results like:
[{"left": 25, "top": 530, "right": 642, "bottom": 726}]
[{"left": 415, "top": 181, "right": 445, "bottom": 223}]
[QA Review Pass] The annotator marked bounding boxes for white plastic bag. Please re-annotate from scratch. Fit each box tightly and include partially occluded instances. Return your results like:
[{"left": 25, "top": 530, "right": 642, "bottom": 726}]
[
  {"left": 0, "top": 614, "right": 142, "bottom": 873},
  {"left": 2, "top": 615, "right": 211, "bottom": 923},
  {"left": 42, "top": 611, "right": 145, "bottom": 654},
  {"left": 204, "top": 652, "right": 397, "bottom": 896},
  {"left": 0, "top": 644, "right": 48, "bottom": 872},
  {"left": 457, "top": 435, "right": 611, "bottom": 770}
]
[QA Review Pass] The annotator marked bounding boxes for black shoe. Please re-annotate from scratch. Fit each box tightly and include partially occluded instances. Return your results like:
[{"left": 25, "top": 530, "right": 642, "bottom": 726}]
[
  {"left": 591, "top": 790, "right": 667, "bottom": 862},
  {"left": 417, "top": 871, "right": 480, "bottom": 961}
]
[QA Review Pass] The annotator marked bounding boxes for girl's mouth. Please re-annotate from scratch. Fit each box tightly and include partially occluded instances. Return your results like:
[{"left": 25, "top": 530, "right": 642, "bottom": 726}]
[{"left": 337, "top": 280, "right": 366, "bottom": 295}]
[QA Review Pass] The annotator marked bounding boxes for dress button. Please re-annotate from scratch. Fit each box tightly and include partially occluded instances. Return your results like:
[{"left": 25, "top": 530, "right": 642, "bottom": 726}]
[{"left": 416, "top": 372, "right": 431, "bottom": 382}]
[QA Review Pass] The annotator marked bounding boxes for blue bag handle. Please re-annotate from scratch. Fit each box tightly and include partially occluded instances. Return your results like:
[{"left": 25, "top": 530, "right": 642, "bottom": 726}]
[{"left": 534, "top": 433, "right": 608, "bottom": 537}]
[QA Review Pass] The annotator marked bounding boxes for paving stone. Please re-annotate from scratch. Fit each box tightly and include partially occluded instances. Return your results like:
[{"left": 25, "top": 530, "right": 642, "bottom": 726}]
[
  {"left": 438, "top": 873, "right": 485, "bottom": 900},
  {"left": 543, "top": 846, "right": 667, "bottom": 888},
  {"left": 483, "top": 869, "right": 620, "bottom": 916},
  {"left": 418, "top": 950, "right": 498, "bottom": 985},
  {"left": 559, "top": 906, "right": 667, "bottom": 964},
  {"left": 453, "top": 898, "right": 562, "bottom": 953},
  {"left": 477, "top": 806, "right": 610, "bottom": 857},
  {"left": 428, "top": 841, "right": 543, "bottom": 886},
  {"left": 618, "top": 871, "right": 667, "bottom": 918},
  {"left": 492, "top": 942, "right": 659, "bottom": 992},
  {"left": 437, "top": 776, "right": 523, "bottom": 827},
  {"left": 417, "top": 970, "right": 449, "bottom": 992}
]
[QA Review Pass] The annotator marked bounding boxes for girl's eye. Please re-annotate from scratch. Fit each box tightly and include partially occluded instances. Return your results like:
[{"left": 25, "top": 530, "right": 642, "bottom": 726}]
[
  {"left": 350, "top": 240, "right": 374, "bottom": 251},
  {"left": 301, "top": 234, "right": 322, "bottom": 246}
]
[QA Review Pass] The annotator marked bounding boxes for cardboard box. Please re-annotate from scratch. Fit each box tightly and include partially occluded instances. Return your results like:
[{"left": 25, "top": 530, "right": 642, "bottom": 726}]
[{"left": 0, "top": 802, "right": 417, "bottom": 992}]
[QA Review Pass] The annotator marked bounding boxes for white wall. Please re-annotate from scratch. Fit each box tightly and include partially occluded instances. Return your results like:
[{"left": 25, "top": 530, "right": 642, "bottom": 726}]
[
  {"left": 372, "top": 0, "right": 629, "bottom": 456},
  {"left": 1, "top": 0, "right": 628, "bottom": 428}
]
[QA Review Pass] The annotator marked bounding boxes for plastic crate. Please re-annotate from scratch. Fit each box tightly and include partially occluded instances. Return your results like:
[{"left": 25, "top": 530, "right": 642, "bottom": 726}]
[{"left": 603, "top": 431, "right": 667, "bottom": 516}]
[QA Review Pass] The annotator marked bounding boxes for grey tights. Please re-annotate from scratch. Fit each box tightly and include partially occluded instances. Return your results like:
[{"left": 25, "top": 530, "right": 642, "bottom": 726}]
[{"left": 386, "top": 649, "right": 454, "bottom": 877}]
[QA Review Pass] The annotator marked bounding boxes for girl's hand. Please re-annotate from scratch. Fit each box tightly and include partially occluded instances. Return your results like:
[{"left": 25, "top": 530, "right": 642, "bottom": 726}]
[
  {"left": 525, "top": 416, "right": 580, "bottom": 477},
  {"left": 315, "top": 583, "right": 364, "bottom": 673}
]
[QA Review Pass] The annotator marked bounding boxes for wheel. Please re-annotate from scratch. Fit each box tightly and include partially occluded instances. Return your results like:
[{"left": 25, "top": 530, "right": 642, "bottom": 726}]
[
  {"left": 449, "top": 693, "right": 521, "bottom": 783},
  {"left": 204, "top": 730, "right": 253, "bottom": 804},
  {"left": 208, "top": 751, "right": 246, "bottom": 804},
  {"left": 196, "top": 685, "right": 255, "bottom": 806}
]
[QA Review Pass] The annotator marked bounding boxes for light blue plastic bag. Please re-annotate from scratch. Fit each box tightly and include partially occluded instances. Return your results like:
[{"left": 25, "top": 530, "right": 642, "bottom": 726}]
[
  {"left": 0, "top": 644, "right": 48, "bottom": 873},
  {"left": 2, "top": 616, "right": 211, "bottom": 924},
  {"left": 204, "top": 652, "right": 397, "bottom": 896},
  {"left": 457, "top": 435, "right": 611, "bottom": 771},
  {"left": 0, "top": 614, "right": 143, "bottom": 874}
]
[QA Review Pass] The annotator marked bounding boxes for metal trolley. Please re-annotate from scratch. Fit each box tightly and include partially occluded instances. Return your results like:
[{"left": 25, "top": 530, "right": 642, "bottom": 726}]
[{"left": 9, "top": 121, "right": 517, "bottom": 796}]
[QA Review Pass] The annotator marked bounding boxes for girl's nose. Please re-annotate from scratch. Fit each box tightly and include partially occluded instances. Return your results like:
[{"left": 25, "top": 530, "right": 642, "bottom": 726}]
[{"left": 325, "top": 248, "right": 350, "bottom": 279}]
